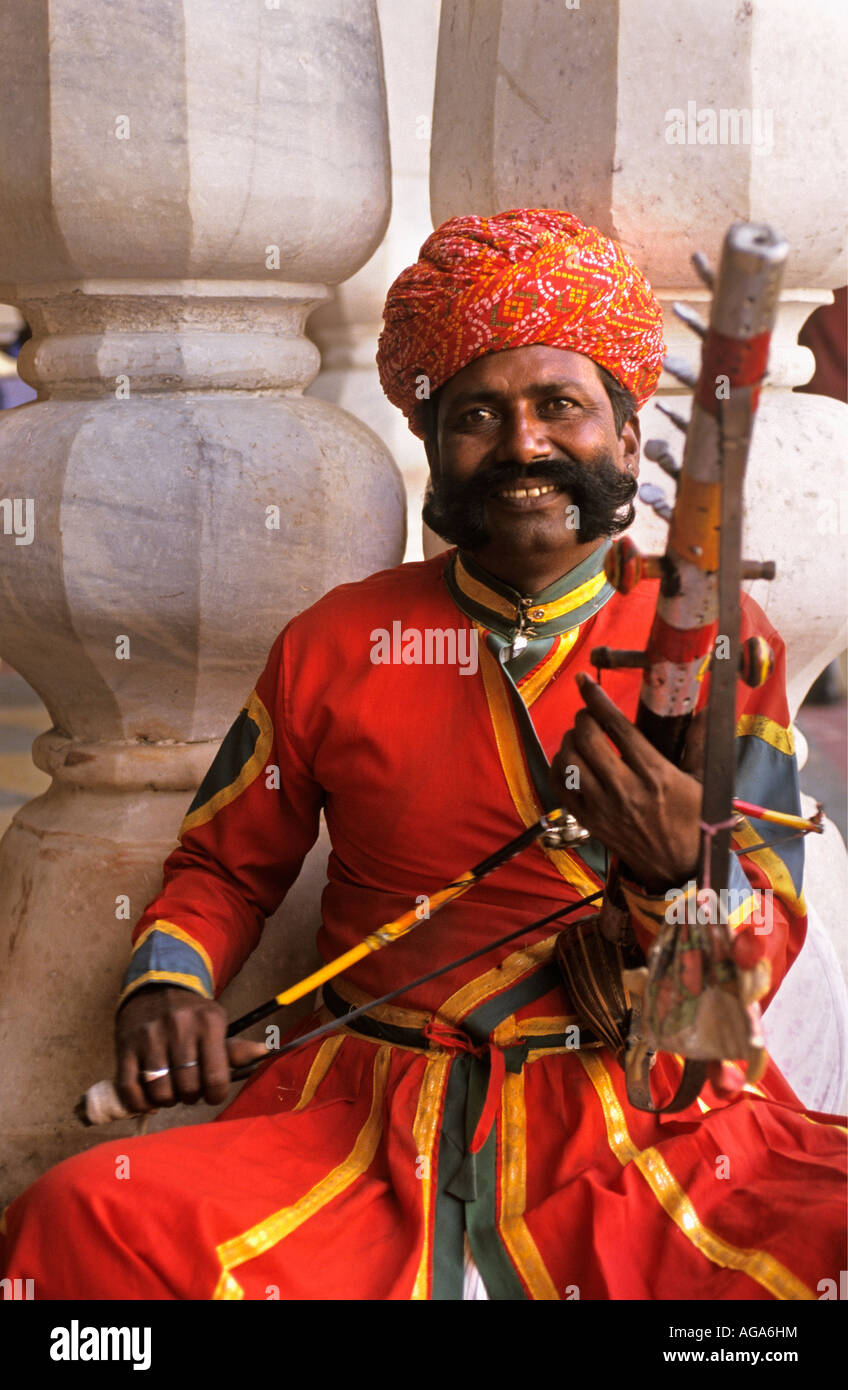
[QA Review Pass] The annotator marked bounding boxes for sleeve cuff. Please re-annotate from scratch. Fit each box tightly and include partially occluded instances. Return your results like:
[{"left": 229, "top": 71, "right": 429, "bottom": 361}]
[
  {"left": 620, "top": 856, "right": 759, "bottom": 946},
  {"left": 118, "top": 920, "right": 215, "bottom": 1009}
]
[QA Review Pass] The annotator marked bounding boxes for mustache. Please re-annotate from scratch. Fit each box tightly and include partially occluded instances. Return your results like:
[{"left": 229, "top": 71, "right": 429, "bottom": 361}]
[{"left": 422, "top": 452, "right": 638, "bottom": 549}]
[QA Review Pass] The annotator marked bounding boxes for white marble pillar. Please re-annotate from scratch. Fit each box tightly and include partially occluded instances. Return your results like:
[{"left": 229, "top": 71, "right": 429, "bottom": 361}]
[
  {"left": 430, "top": 0, "right": 848, "bottom": 1107},
  {"left": 0, "top": 0, "right": 404, "bottom": 1198},
  {"left": 307, "top": 0, "right": 442, "bottom": 561}
]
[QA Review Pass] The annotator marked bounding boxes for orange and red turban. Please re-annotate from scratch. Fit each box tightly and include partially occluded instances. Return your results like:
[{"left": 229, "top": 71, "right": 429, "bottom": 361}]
[{"left": 376, "top": 208, "right": 665, "bottom": 437}]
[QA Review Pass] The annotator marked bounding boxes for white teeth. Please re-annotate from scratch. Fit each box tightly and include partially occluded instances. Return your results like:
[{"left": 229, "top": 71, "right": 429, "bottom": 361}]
[{"left": 499, "top": 483, "right": 557, "bottom": 499}]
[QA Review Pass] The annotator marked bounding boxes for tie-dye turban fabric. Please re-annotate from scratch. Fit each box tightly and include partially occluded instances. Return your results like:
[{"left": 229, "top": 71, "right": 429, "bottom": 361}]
[{"left": 376, "top": 208, "right": 665, "bottom": 438}]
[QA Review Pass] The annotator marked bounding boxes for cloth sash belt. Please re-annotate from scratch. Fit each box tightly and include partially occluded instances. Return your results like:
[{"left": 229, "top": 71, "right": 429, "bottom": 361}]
[{"left": 323, "top": 969, "right": 602, "bottom": 1195}]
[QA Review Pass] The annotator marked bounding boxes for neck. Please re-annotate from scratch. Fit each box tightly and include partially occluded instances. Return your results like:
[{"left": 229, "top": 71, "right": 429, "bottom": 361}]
[{"left": 463, "top": 538, "right": 605, "bottom": 595}]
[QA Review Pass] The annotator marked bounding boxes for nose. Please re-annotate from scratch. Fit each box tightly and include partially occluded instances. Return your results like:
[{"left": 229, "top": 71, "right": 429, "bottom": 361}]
[{"left": 497, "top": 402, "right": 552, "bottom": 468}]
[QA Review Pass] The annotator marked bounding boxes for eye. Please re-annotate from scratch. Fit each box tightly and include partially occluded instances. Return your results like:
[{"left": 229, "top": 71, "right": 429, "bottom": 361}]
[
  {"left": 542, "top": 396, "right": 578, "bottom": 414},
  {"left": 456, "top": 406, "right": 496, "bottom": 427}
]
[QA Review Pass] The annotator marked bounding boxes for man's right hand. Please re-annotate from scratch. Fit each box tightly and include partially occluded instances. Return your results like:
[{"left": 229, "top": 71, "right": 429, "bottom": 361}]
[{"left": 114, "top": 986, "right": 269, "bottom": 1114}]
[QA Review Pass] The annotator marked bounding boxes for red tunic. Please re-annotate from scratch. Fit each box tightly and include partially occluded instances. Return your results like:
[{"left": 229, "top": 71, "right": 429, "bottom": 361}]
[{"left": 1, "top": 551, "right": 845, "bottom": 1300}]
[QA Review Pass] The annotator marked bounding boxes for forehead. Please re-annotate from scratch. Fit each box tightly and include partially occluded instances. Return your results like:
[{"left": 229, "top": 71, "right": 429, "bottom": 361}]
[{"left": 438, "top": 344, "right": 603, "bottom": 406}]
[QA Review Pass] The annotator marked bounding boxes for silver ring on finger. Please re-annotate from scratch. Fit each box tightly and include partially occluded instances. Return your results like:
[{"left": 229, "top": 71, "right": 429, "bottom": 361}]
[
  {"left": 174, "top": 1060, "right": 200, "bottom": 1069},
  {"left": 141, "top": 1066, "right": 171, "bottom": 1082}
]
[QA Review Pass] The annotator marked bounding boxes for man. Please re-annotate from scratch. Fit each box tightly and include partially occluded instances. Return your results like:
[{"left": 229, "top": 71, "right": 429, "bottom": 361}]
[{"left": 1, "top": 209, "right": 844, "bottom": 1300}]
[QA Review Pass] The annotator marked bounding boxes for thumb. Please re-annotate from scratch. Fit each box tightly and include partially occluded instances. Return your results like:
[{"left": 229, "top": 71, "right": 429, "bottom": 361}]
[{"left": 227, "top": 1038, "right": 273, "bottom": 1068}]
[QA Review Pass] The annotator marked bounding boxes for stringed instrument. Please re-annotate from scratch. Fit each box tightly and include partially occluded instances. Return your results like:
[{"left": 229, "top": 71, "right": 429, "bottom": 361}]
[{"left": 557, "top": 220, "right": 794, "bottom": 1112}]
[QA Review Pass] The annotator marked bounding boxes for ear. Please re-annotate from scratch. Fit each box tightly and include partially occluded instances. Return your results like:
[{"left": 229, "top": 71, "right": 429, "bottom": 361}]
[{"left": 620, "top": 414, "right": 640, "bottom": 478}]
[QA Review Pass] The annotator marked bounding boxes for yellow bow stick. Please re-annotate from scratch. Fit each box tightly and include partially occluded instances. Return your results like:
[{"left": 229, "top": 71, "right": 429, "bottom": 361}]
[
  {"left": 76, "top": 806, "right": 580, "bottom": 1127},
  {"left": 224, "top": 806, "right": 575, "bottom": 1037}
]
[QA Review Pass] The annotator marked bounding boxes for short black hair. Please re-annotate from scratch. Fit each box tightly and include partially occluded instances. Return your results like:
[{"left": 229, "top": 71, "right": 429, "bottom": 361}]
[{"left": 420, "top": 357, "right": 637, "bottom": 449}]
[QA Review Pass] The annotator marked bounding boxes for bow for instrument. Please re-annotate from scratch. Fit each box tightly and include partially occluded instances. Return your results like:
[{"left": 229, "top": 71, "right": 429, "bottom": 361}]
[
  {"left": 78, "top": 220, "right": 823, "bottom": 1129},
  {"left": 78, "top": 807, "right": 596, "bottom": 1125},
  {"left": 564, "top": 220, "right": 804, "bottom": 1114}
]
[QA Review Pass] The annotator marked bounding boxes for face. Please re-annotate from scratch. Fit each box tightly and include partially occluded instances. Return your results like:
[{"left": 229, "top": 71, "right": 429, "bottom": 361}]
[{"left": 423, "top": 345, "right": 640, "bottom": 584}]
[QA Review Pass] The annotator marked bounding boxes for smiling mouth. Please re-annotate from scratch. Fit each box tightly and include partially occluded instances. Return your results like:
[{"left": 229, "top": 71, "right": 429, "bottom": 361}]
[{"left": 496, "top": 482, "right": 560, "bottom": 500}]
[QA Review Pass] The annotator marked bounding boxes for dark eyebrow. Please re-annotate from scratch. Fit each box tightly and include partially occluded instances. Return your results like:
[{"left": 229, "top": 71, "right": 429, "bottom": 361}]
[{"left": 444, "top": 380, "right": 593, "bottom": 412}]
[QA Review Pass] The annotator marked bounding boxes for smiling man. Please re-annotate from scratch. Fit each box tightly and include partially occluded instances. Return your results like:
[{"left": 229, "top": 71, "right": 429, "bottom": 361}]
[
  {"left": 1, "top": 209, "right": 844, "bottom": 1302},
  {"left": 421, "top": 345, "right": 640, "bottom": 585}
]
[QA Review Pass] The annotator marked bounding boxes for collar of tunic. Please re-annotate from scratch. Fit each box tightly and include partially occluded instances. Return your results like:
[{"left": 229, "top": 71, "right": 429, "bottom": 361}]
[{"left": 445, "top": 541, "right": 616, "bottom": 675}]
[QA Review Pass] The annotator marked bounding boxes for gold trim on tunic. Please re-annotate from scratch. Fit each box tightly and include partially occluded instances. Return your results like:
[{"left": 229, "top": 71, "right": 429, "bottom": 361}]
[
  {"left": 131, "top": 919, "right": 215, "bottom": 988},
  {"left": 518, "top": 629, "right": 580, "bottom": 707},
  {"left": 732, "top": 817, "right": 805, "bottom": 917},
  {"left": 498, "top": 1068, "right": 560, "bottom": 1299},
  {"left": 477, "top": 636, "right": 600, "bottom": 899},
  {"left": 736, "top": 714, "right": 795, "bottom": 756},
  {"left": 293, "top": 1035, "right": 346, "bottom": 1112},
  {"left": 411, "top": 1055, "right": 451, "bottom": 1300},
  {"left": 578, "top": 1051, "right": 815, "bottom": 1300},
  {"left": 440, "top": 934, "right": 559, "bottom": 1024},
  {"left": 117, "top": 969, "right": 211, "bottom": 1008},
  {"left": 328, "top": 976, "right": 432, "bottom": 1032},
  {"left": 211, "top": 1046, "right": 392, "bottom": 1299},
  {"left": 455, "top": 555, "right": 606, "bottom": 625}
]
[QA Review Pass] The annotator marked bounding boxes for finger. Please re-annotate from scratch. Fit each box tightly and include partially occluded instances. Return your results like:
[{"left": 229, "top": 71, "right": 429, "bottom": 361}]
[
  {"left": 169, "top": 1009, "right": 203, "bottom": 1104},
  {"left": 554, "top": 750, "right": 606, "bottom": 827},
  {"left": 575, "top": 672, "right": 660, "bottom": 777},
  {"left": 116, "top": 1047, "right": 151, "bottom": 1117},
  {"left": 570, "top": 707, "right": 640, "bottom": 798},
  {"left": 198, "top": 1013, "right": 232, "bottom": 1107},
  {"left": 228, "top": 1038, "right": 273, "bottom": 1066},
  {"left": 137, "top": 1038, "right": 177, "bottom": 1108}
]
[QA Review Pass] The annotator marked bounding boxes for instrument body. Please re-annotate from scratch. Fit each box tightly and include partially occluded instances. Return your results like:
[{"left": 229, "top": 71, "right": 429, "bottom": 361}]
[{"left": 561, "top": 223, "right": 789, "bottom": 1112}]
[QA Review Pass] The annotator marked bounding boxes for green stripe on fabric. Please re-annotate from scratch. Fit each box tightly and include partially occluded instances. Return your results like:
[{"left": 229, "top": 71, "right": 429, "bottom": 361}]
[
  {"left": 735, "top": 733, "right": 805, "bottom": 896},
  {"left": 484, "top": 632, "right": 609, "bottom": 878},
  {"left": 184, "top": 706, "right": 260, "bottom": 818},
  {"left": 464, "top": 1054, "right": 528, "bottom": 1301},
  {"left": 459, "top": 542, "right": 610, "bottom": 609},
  {"left": 432, "top": 1056, "right": 472, "bottom": 1301},
  {"left": 462, "top": 962, "right": 563, "bottom": 1044}
]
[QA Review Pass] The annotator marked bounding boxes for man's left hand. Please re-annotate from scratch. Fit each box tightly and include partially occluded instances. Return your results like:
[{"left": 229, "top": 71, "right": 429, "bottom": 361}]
[{"left": 550, "top": 672, "right": 703, "bottom": 892}]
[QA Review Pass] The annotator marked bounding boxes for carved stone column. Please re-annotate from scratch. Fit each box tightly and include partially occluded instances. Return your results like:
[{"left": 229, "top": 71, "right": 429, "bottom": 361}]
[
  {"left": 0, "top": 0, "right": 404, "bottom": 1198},
  {"left": 430, "top": 0, "right": 848, "bottom": 1106},
  {"left": 307, "top": 0, "right": 442, "bottom": 560}
]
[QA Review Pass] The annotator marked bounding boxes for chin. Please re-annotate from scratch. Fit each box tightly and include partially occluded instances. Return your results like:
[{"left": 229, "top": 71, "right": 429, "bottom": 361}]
[{"left": 486, "top": 513, "right": 582, "bottom": 553}]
